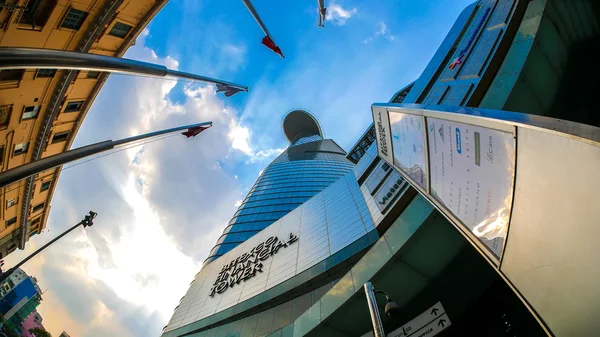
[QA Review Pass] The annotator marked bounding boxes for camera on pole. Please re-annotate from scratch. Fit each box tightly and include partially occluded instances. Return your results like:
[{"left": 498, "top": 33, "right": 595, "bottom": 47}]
[{"left": 82, "top": 211, "right": 97, "bottom": 228}]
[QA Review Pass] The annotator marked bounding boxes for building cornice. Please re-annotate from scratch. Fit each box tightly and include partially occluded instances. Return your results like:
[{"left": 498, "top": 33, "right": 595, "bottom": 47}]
[{"left": 17, "top": 0, "right": 126, "bottom": 249}]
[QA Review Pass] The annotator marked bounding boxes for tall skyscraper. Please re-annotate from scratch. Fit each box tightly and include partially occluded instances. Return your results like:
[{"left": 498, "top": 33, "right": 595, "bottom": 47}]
[
  {"left": 204, "top": 110, "right": 354, "bottom": 265},
  {"left": 163, "top": 2, "right": 597, "bottom": 336}
]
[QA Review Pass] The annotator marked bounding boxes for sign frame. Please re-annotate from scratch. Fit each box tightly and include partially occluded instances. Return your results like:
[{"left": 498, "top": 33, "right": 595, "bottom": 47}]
[
  {"left": 372, "top": 104, "right": 517, "bottom": 266},
  {"left": 387, "top": 302, "right": 451, "bottom": 337},
  {"left": 387, "top": 110, "right": 430, "bottom": 193}
]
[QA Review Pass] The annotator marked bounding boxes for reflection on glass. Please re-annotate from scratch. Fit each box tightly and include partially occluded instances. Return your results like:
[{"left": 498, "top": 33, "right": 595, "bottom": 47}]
[
  {"left": 254, "top": 308, "right": 274, "bottom": 336},
  {"left": 227, "top": 319, "right": 244, "bottom": 337},
  {"left": 388, "top": 111, "right": 428, "bottom": 190},
  {"left": 239, "top": 314, "right": 259, "bottom": 337},
  {"left": 426, "top": 117, "right": 515, "bottom": 258},
  {"left": 271, "top": 301, "right": 293, "bottom": 331},
  {"left": 291, "top": 292, "right": 311, "bottom": 322}
]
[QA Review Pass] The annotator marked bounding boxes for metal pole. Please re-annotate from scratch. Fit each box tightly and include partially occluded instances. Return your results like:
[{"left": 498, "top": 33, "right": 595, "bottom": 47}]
[
  {"left": 241, "top": 0, "right": 273, "bottom": 39},
  {"left": 0, "top": 48, "right": 248, "bottom": 91},
  {"left": 112, "top": 121, "right": 212, "bottom": 147},
  {"left": 0, "top": 221, "right": 82, "bottom": 283},
  {"left": 0, "top": 121, "right": 212, "bottom": 189},
  {"left": 166, "top": 69, "right": 247, "bottom": 92},
  {"left": 318, "top": 0, "right": 326, "bottom": 27},
  {"left": 364, "top": 282, "right": 386, "bottom": 337}
]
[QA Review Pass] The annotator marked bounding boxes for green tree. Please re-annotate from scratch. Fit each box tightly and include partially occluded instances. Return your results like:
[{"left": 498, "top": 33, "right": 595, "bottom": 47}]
[{"left": 29, "top": 327, "right": 52, "bottom": 337}]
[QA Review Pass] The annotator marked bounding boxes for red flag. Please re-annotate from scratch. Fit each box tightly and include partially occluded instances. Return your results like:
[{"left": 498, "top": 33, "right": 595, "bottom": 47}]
[
  {"left": 216, "top": 83, "right": 246, "bottom": 97},
  {"left": 182, "top": 126, "right": 210, "bottom": 138},
  {"left": 261, "top": 36, "right": 285, "bottom": 58}
]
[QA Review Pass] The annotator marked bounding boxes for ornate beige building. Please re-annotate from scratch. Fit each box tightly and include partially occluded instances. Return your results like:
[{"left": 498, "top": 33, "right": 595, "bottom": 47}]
[{"left": 0, "top": 0, "right": 168, "bottom": 258}]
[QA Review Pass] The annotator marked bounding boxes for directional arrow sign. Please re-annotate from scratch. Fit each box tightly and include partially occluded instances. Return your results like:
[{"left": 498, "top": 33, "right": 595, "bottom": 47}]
[
  {"left": 388, "top": 302, "right": 450, "bottom": 337},
  {"left": 409, "top": 314, "right": 450, "bottom": 337}
]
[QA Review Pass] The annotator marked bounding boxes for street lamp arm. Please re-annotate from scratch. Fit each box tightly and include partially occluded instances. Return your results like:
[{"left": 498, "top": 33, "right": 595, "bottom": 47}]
[{"left": 0, "top": 211, "right": 96, "bottom": 283}]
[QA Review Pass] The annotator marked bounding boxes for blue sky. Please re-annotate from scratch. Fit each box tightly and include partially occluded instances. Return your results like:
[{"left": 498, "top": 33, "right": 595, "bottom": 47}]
[
  {"left": 5, "top": 1, "right": 472, "bottom": 336},
  {"left": 141, "top": 0, "right": 472, "bottom": 188}
]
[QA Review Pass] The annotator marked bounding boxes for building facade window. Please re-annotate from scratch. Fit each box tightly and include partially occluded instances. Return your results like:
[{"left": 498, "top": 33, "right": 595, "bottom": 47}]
[
  {"left": 86, "top": 71, "right": 101, "bottom": 79},
  {"left": 0, "top": 69, "right": 24, "bottom": 89},
  {"left": 40, "top": 181, "right": 51, "bottom": 192},
  {"left": 0, "top": 69, "right": 24, "bottom": 81},
  {"left": 7, "top": 198, "right": 17, "bottom": 208},
  {"left": 0, "top": 104, "right": 12, "bottom": 128},
  {"left": 0, "top": 145, "right": 4, "bottom": 164},
  {"left": 28, "top": 217, "right": 41, "bottom": 237},
  {"left": 22, "top": 105, "right": 39, "bottom": 120},
  {"left": 51, "top": 131, "right": 69, "bottom": 144},
  {"left": 18, "top": 0, "right": 57, "bottom": 28},
  {"left": 32, "top": 202, "right": 44, "bottom": 214},
  {"left": 108, "top": 22, "right": 132, "bottom": 38},
  {"left": 30, "top": 217, "right": 41, "bottom": 231},
  {"left": 64, "top": 100, "right": 84, "bottom": 112},
  {"left": 6, "top": 216, "right": 17, "bottom": 226},
  {"left": 13, "top": 142, "right": 29, "bottom": 156},
  {"left": 35, "top": 69, "right": 57, "bottom": 78},
  {"left": 61, "top": 8, "right": 88, "bottom": 30}
]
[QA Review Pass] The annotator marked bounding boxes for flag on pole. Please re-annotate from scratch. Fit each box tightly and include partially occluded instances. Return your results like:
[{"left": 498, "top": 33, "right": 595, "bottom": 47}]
[
  {"left": 216, "top": 83, "right": 246, "bottom": 97},
  {"left": 242, "top": 0, "right": 285, "bottom": 58},
  {"left": 261, "top": 36, "right": 285, "bottom": 58},
  {"left": 182, "top": 125, "right": 211, "bottom": 138},
  {"left": 318, "top": 0, "right": 326, "bottom": 27}
]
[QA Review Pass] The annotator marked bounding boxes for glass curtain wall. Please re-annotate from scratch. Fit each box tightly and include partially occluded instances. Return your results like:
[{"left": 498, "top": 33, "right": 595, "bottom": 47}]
[
  {"left": 204, "top": 137, "right": 353, "bottom": 265},
  {"left": 204, "top": 111, "right": 354, "bottom": 265}
]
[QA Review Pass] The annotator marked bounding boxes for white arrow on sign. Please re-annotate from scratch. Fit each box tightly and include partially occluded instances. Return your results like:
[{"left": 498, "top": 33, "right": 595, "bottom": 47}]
[{"left": 387, "top": 302, "right": 450, "bottom": 337}]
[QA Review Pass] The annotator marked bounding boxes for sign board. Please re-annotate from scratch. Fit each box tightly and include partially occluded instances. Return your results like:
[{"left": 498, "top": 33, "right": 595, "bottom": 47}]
[
  {"left": 372, "top": 107, "right": 394, "bottom": 165},
  {"left": 388, "top": 302, "right": 451, "bottom": 337},
  {"left": 371, "top": 105, "right": 517, "bottom": 263},
  {"left": 426, "top": 118, "right": 514, "bottom": 257},
  {"left": 373, "top": 171, "right": 405, "bottom": 213},
  {"left": 388, "top": 111, "right": 428, "bottom": 191},
  {"left": 209, "top": 233, "right": 298, "bottom": 297}
]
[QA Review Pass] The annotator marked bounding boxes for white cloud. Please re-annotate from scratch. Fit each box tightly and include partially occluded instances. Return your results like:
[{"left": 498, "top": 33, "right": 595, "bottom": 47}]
[
  {"left": 227, "top": 120, "right": 285, "bottom": 162},
  {"left": 221, "top": 44, "right": 247, "bottom": 72},
  {"left": 376, "top": 22, "right": 396, "bottom": 41},
  {"left": 228, "top": 122, "right": 253, "bottom": 156},
  {"left": 79, "top": 174, "right": 200, "bottom": 316},
  {"left": 254, "top": 148, "right": 285, "bottom": 159},
  {"left": 4, "top": 29, "right": 262, "bottom": 337},
  {"left": 326, "top": 2, "right": 357, "bottom": 25},
  {"left": 364, "top": 22, "right": 396, "bottom": 43}
]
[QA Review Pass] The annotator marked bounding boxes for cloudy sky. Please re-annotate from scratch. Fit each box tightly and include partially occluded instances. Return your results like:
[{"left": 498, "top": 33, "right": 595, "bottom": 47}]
[{"left": 5, "top": 0, "right": 472, "bottom": 336}]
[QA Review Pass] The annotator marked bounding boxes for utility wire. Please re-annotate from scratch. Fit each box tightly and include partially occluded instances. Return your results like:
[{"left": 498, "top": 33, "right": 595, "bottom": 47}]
[{"left": 61, "top": 132, "right": 179, "bottom": 171}]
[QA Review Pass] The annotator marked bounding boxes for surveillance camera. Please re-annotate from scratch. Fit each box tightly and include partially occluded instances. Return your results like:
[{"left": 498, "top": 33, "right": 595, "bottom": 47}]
[{"left": 384, "top": 300, "right": 401, "bottom": 319}]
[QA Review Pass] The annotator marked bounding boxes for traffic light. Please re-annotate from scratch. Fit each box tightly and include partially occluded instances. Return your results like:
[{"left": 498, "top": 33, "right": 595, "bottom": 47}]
[{"left": 82, "top": 211, "right": 97, "bottom": 228}]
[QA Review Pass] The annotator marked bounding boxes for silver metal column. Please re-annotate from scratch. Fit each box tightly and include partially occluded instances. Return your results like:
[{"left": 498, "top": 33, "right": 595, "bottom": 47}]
[
  {"left": 364, "top": 282, "right": 386, "bottom": 337},
  {"left": 0, "top": 47, "right": 248, "bottom": 91},
  {"left": 0, "top": 121, "right": 212, "bottom": 189}
]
